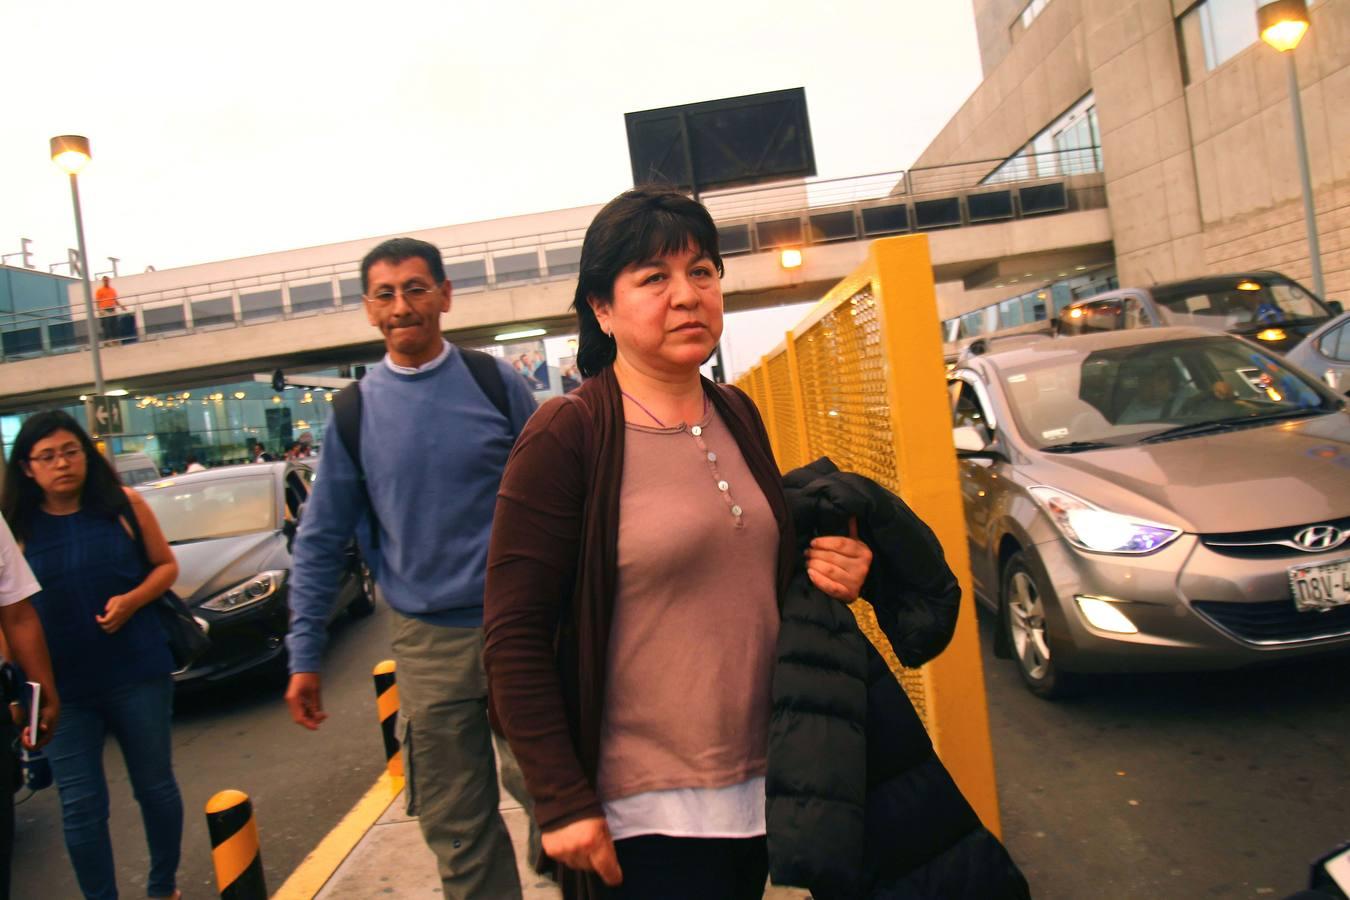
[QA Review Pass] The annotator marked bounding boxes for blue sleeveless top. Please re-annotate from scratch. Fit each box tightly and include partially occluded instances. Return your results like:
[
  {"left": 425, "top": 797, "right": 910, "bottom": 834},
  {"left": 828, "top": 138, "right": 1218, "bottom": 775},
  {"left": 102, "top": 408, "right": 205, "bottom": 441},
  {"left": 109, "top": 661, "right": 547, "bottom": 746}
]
[{"left": 23, "top": 508, "right": 174, "bottom": 702}]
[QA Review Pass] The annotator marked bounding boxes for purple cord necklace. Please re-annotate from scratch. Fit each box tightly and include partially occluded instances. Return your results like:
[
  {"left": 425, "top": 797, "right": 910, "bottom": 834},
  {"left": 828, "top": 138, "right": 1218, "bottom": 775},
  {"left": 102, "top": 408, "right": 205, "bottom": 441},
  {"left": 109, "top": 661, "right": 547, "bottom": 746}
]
[{"left": 620, "top": 390, "right": 708, "bottom": 428}]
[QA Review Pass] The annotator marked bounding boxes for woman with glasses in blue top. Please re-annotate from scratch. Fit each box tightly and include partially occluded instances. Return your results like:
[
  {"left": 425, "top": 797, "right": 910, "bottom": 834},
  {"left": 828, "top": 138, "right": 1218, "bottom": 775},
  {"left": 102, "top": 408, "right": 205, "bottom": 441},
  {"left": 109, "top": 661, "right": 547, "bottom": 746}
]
[{"left": 1, "top": 411, "right": 182, "bottom": 900}]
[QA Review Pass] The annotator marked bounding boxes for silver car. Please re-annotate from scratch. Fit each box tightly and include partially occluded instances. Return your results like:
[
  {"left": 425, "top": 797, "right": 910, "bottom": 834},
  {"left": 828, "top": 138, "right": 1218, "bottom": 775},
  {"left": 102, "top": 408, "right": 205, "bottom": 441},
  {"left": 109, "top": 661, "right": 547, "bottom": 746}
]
[
  {"left": 1285, "top": 310, "right": 1350, "bottom": 395},
  {"left": 949, "top": 326, "right": 1350, "bottom": 697}
]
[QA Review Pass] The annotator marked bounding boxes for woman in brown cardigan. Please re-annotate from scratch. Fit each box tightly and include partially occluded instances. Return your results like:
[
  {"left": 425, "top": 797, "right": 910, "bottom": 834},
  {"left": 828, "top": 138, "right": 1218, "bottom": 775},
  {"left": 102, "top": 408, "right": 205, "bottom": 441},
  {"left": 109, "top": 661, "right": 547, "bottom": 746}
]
[{"left": 483, "top": 187, "right": 872, "bottom": 899}]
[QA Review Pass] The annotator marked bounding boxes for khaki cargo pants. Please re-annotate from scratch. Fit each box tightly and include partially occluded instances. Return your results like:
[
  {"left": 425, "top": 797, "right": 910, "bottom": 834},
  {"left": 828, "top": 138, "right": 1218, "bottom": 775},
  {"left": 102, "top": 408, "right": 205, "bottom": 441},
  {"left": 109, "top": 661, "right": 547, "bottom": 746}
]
[{"left": 391, "top": 613, "right": 536, "bottom": 899}]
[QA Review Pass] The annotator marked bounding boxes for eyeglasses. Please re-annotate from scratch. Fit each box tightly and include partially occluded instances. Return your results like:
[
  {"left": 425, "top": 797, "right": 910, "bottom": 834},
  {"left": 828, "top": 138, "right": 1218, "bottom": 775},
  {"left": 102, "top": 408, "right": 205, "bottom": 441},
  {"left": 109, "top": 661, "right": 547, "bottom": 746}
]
[
  {"left": 29, "top": 446, "right": 85, "bottom": 466},
  {"left": 366, "top": 284, "right": 436, "bottom": 304}
]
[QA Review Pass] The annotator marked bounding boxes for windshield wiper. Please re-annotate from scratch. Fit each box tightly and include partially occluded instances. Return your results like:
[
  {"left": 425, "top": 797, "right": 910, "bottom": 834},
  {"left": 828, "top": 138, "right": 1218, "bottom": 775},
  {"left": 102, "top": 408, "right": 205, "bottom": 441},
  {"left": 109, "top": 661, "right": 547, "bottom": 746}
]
[
  {"left": 1041, "top": 440, "right": 1116, "bottom": 453},
  {"left": 1140, "top": 408, "right": 1327, "bottom": 444}
]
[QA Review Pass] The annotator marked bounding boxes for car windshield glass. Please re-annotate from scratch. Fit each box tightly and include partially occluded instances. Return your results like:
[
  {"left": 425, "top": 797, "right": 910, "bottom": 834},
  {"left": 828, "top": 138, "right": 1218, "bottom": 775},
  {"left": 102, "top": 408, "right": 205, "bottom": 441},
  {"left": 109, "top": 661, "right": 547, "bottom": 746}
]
[
  {"left": 138, "top": 476, "right": 276, "bottom": 544},
  {"left": 1152, "top": 278, "right": 1325, "bottom": 330},
  {"left": 998, "top": 336, "right": 1335, "bottom": 449}
]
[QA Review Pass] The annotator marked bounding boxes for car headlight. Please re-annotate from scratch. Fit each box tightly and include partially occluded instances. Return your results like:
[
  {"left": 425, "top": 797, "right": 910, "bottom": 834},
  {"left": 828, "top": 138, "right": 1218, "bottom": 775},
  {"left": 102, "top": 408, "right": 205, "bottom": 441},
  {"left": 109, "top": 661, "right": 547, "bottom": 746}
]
[
  {"left": 1029, "top": 486, "right": 1181, "bottom": 554},
  {"left": 201, "top": 571, "right": 287, "bottom": 613}
]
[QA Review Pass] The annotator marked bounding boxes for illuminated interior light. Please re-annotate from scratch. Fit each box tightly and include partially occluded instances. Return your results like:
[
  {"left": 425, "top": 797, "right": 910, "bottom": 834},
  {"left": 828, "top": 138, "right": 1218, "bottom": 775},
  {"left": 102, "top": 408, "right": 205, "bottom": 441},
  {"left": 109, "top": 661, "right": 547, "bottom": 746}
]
[
  {"left": 495, "top": 328, "right": 547, "bottom": 341},
  {"left": 780, "top": 248, "right": 803, "bottom": 269}
]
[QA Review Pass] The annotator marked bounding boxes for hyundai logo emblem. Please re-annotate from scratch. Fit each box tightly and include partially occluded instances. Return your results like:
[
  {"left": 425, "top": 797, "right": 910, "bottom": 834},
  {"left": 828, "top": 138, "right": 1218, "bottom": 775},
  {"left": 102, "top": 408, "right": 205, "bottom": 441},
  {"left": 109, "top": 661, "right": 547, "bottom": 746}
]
[{"left": 1293, "top": 525, "right": 1346, "bottom": 552}]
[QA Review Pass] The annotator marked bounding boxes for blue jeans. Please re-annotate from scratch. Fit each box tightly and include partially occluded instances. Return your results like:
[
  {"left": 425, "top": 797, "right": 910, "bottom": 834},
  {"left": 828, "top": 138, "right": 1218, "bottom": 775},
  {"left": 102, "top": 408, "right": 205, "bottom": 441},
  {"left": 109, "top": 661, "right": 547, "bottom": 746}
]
[{"left": 46, "top": 676, "right": 182, "bottom": 899}]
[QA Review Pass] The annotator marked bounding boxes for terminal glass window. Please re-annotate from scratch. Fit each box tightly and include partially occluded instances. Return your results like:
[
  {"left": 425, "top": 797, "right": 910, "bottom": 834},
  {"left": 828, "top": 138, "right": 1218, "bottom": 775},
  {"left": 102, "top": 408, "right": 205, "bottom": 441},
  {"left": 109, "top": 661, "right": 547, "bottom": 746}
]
[
  {"left": 445, "top": 260, "right": 488, "bottom": 290},
  {"left": 1180, "top": 0, "right": 1262, "bottom": 77},
  {"left": 983, "top": 93, "right": 1100, "bottom": 185},
  {"left": 1020, "top": 0, "right": 1050, "bottom": 29},
  {"left": 492, "top": 251, "right": 540, "bottom": 284},
  {"left": 960, "top": 310, "right": 987, "bottom": 339},
  {"left": 339, "top": 278, "right": 364, "bottom": 307}
]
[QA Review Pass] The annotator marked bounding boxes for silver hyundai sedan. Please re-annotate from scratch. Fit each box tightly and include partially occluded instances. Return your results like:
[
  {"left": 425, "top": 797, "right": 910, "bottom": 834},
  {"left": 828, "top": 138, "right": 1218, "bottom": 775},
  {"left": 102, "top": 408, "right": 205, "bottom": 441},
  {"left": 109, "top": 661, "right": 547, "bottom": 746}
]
[{"left": 948, "top": 326, "right": 1350, "bottom": 697}]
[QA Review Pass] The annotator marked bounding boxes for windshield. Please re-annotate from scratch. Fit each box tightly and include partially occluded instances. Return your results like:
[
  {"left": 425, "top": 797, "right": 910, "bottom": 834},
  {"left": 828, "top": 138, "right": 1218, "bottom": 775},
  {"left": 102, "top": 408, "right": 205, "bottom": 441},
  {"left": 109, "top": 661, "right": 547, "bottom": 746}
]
[
  {"left": 138, "top": 475, "right": 277, "bottom": 544},
  {"left": 1152, "top": 277, "right": 1326, "bottom": 330},
  {"left": 997, "top": 337, "right": 1338, "bottom": 450}
]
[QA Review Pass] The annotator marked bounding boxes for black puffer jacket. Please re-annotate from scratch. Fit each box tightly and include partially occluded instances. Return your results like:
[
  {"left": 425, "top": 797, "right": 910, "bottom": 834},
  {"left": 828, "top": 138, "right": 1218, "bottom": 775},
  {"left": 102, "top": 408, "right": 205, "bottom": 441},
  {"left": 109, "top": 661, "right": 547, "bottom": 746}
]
[{"left": 767, "top": 458, "right": 1030, "bottom": 899}]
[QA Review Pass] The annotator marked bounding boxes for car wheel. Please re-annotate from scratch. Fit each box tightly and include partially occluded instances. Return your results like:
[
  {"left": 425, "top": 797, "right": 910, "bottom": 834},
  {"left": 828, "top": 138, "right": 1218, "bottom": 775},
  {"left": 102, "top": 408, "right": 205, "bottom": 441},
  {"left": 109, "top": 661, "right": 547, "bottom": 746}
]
[
  {"left": 347, "top": 562, "right": 376, "bottom": 619},
  {"left": 1001, "top": 551, "right": 1078, "bottom": 699}
]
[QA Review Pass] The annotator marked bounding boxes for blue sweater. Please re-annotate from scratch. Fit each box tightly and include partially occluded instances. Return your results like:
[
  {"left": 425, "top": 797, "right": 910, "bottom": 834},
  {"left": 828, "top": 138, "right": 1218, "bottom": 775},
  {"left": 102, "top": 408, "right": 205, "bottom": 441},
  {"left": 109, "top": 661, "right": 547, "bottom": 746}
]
[{"left": 286, "top": 346, "right": 537, "bottom": 673}]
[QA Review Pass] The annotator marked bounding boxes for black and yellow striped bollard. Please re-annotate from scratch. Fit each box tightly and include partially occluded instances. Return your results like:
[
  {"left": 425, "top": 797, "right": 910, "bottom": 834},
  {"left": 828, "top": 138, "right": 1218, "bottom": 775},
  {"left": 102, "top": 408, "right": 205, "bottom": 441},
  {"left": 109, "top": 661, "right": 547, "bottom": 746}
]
[
  {"left": 373, "top": 660, "right": 403, "bottom": 781},
  {"left": 205, "top": 789, "right": 267, "bottom": 899}
]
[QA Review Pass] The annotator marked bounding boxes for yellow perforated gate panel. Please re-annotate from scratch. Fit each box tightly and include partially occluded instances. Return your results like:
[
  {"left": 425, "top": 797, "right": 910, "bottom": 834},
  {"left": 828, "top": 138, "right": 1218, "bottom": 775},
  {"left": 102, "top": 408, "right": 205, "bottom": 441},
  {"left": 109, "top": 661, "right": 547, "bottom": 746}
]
[
  {"left": 765, "top": 351, "right": 802, "bottom": 472},
  {"left": 791, "top": 287, "right": 930, "bottom": 727},
  {"left": 733, "top": 235, "right": 1001, "bottom": 835}
]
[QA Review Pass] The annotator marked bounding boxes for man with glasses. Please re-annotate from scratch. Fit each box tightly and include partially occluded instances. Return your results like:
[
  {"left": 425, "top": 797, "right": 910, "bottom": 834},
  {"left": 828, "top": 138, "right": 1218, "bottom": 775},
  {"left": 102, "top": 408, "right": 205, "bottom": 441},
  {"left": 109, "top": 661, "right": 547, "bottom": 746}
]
[{"left": 284, "top": 238, "right": 539, "bottom": 898}]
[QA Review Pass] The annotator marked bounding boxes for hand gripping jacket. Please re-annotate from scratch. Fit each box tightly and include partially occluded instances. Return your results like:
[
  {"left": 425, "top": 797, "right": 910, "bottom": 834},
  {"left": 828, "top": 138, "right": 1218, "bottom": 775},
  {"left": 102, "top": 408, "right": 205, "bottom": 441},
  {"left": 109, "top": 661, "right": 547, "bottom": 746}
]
[{"left": 768, "top": 458, "right": 1030, "bottom": 900}]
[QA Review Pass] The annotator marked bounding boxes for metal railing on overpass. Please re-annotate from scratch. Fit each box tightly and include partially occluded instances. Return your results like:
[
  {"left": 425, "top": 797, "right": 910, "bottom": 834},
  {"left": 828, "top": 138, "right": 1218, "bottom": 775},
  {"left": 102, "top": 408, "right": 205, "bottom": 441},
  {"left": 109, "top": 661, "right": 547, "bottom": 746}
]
[{"left": 1, "top": 147, "right": 1103, "bottom": 366}]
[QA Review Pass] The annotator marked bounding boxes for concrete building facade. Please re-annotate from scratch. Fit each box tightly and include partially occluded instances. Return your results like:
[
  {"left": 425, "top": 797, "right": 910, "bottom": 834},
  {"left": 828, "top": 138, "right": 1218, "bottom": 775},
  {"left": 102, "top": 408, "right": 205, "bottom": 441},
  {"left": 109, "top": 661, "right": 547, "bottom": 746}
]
[{"left": 922, "top": 0, "right": 1350, "bottom": 322}]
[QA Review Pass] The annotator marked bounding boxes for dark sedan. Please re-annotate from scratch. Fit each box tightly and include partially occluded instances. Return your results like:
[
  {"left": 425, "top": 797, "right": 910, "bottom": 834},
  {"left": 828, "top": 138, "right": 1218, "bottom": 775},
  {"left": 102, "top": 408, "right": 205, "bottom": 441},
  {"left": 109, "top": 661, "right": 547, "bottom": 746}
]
[{"left": 136, "top": 462, "right": 373, "bottom": 688}]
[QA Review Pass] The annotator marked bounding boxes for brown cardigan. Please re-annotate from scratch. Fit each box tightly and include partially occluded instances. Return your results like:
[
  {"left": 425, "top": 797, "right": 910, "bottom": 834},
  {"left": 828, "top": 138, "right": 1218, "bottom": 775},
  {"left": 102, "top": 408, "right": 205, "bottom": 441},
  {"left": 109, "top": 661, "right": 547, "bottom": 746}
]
[{"left": 483, "top": 367, "right": 794, "bottom": 858}]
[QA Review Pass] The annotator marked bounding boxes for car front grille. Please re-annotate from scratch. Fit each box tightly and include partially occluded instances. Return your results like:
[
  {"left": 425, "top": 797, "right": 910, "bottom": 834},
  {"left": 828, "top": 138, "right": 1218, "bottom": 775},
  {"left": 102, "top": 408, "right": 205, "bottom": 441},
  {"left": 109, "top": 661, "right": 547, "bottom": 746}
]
[
  {"left": 1192, "top": 599, "right": 1350, "bottom": 645},
  {"left": 1201, "top": 516, "right": 1350, "bottom": 559}
]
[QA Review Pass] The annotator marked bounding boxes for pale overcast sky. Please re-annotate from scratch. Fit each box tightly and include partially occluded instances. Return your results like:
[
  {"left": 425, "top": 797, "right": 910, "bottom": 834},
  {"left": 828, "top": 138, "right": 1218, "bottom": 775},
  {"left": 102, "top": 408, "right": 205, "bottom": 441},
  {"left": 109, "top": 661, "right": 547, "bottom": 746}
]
[{"left": 1, "top": 0, "right": 981, "bottom": 276}]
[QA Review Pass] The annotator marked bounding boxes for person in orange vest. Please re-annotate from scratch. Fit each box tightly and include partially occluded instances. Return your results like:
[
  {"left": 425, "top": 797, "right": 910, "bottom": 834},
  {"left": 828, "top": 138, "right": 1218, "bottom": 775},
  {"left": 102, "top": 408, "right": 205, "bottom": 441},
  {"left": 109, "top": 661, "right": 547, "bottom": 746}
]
[{"left": 94, "top": 277, "right": 123, "bottom": 344}]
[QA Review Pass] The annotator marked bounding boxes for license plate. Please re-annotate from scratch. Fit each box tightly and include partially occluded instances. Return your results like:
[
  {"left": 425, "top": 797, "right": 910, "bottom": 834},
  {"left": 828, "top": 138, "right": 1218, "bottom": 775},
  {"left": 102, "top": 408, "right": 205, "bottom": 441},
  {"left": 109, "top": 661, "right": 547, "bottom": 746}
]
[{"left": 1289, "top": 557, "right": 1350, "bottom": 612}]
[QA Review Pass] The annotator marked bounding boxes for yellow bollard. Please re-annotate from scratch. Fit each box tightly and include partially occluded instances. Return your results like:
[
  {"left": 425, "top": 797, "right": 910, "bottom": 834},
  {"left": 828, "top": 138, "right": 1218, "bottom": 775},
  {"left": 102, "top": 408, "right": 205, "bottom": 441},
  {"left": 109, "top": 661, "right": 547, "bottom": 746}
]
[
  {"left": 205, "top": 789, "right": 267, "bottom": 899},
  {"left": 372, "top": 660, "right": 403, "bottom": 781}
]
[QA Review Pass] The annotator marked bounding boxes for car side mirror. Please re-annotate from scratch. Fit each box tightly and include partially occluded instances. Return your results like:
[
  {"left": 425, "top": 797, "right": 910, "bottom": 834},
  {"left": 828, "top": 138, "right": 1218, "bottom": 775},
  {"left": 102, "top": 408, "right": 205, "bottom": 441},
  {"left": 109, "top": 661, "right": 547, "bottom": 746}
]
[
  {"left": 953, "top": 425, "right": 988, "bottom": 453},
  {"left": 1326, "top": 299, "right": 1343, "bottom": 315},
  {"left": 953, "top": 425, "right": 1007, "bottom": 461}
]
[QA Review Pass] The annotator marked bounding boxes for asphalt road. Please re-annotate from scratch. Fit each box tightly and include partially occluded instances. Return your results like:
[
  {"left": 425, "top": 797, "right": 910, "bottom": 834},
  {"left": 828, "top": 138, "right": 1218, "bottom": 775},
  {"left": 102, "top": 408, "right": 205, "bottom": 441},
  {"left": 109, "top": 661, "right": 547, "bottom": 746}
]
[
  {"left": 12, "top": 598, "right": 392, "bottom": 899},
  {"left": 14, "top": 594, "right": 1346, "bottom": 900},
  {"left": 980, "top": 607, "right": 1350, "bottom": 899}
]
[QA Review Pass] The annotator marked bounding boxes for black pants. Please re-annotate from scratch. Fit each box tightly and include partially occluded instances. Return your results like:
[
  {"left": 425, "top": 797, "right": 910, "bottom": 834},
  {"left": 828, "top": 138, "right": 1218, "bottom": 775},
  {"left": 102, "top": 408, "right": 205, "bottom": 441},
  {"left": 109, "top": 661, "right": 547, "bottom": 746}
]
[{"left": 601, "top": 835, "right": 768, "bottom": 900}]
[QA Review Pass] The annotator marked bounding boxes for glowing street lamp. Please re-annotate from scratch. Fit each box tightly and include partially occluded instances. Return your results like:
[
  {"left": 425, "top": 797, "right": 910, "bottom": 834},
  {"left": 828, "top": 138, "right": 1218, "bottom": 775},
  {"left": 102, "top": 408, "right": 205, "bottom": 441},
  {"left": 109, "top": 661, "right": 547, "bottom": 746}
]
[
  {"left": 1258, "top": 0, "right": 1309, "bottom": 51},
  {"left": 1257, "top": 0, "right": 1324, "bottom": 302},
  {"left": 49, "top": 134, "right": 104, "bottom": 396}
]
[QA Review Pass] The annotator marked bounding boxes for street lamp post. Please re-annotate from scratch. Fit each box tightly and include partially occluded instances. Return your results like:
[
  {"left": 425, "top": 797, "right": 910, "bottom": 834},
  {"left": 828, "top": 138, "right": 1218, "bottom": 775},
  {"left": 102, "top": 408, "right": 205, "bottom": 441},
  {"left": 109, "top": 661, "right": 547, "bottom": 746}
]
[
  {"left": 49, "top": 134, "right": 105, "bottom": 396},
  {"left": 1257, "top": 0, "right": 1325, "bottom": 301}
]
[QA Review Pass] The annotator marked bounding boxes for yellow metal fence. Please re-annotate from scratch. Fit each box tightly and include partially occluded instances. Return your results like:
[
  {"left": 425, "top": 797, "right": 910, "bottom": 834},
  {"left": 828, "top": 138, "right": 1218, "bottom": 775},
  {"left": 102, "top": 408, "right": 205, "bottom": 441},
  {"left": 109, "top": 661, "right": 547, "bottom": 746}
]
[{"left": 734, "top": 234, "right": 1001, "bottom": 834}]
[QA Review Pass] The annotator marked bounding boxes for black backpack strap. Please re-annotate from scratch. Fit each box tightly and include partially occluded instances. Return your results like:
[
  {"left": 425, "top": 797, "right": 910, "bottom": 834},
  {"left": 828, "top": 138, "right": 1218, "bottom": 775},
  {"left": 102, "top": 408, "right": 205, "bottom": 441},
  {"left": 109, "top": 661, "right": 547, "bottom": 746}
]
[
  {"left": 333, "top": 382, "right": 363, "bottom": 472},
  {"left": 333, "top": 382, "right": 381, "bottom": 549},
  {"left": 459, "top": 346, "right": 512, "bottom": 421}
]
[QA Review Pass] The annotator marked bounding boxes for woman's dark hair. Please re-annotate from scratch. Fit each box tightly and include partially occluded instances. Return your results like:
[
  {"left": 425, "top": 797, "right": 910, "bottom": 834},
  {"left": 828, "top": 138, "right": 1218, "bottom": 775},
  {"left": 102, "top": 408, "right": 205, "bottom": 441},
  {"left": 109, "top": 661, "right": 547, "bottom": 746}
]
[
  {"left": 2, "top": 410, "right": 127, "bottom": 542},
  {"left": 571, "top": 187, "right": 724, "bottom": 377}
]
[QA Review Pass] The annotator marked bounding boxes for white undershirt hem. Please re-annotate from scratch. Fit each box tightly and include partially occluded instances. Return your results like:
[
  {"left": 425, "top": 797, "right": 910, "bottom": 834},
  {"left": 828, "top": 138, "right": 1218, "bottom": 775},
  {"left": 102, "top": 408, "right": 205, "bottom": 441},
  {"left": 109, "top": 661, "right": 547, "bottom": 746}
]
[{"left": 603, "top": 777, "right": 766, "bottom": 841}]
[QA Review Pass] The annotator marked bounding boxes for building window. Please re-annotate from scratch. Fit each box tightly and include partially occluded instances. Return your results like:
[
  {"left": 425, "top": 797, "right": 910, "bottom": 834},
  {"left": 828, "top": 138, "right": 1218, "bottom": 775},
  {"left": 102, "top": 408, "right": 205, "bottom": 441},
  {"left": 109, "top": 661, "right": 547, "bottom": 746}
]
[
  {"left": 1020, "top": 0, "right": 1051, "bottom": 30},
  {"left": 983, "top": 93, "right": 1101, "bottom": 185},
  {"left": 1180, "top": 0, "right": 1258, "bottom": 74},
  {"left": 1177, "top": 0, "right": 1322, "bottom": 78}
]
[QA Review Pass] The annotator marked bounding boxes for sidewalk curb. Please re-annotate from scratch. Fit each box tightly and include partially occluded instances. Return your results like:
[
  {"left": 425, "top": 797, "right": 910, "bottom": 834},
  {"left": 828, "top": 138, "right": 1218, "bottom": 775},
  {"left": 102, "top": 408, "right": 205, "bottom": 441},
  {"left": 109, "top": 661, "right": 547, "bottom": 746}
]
[{"left": 272, "top": 771, "right": 405, "bottom": 899}]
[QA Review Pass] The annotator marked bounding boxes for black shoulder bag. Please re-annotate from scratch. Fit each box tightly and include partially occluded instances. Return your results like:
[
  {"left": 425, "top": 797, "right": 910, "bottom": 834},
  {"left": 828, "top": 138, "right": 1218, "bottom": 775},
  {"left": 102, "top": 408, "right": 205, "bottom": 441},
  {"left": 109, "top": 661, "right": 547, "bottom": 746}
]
[{"left": 121, "top": 503, "right": 211, "bottom": 671}]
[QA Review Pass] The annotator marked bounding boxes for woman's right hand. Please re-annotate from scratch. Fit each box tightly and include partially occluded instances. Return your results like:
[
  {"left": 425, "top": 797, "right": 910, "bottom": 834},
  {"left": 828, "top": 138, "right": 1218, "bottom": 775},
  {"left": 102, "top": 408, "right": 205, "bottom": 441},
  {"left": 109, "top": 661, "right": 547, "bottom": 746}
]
[{"left": 542, "top": 816, "right": 623, "bottom": 886}]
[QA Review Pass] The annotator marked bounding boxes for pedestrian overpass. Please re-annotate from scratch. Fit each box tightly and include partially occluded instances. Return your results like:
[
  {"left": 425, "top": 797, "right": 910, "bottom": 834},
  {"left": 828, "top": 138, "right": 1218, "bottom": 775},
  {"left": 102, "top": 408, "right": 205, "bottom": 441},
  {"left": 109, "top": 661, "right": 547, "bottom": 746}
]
[{"left": 1, "top": 150, "right": 1111, "bottom": 410}]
